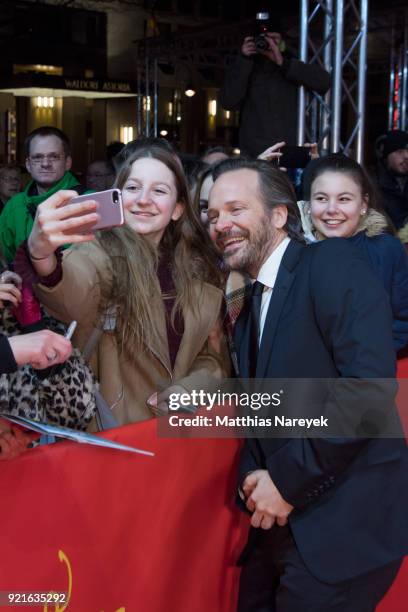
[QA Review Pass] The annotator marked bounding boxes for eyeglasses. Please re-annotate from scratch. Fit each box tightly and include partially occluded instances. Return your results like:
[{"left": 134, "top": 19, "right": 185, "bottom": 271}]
[{"left": 29, "top": 154, "right": 65, "bottom": 165}]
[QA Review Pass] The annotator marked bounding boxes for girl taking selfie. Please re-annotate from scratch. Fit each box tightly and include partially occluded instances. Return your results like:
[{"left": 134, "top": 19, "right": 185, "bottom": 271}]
[{"left": 25, "top": 145, "right": 229, "bottom": 426}]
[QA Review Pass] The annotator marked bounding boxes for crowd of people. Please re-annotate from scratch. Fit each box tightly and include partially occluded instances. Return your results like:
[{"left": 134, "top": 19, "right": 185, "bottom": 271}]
[{"left": 0, "top": 24, "right": 407, "bottom": 612}]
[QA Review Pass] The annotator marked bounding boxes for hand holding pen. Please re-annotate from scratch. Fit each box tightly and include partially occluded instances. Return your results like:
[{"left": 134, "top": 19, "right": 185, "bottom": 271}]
[{"left": 8, "top": 321, "right": 76, "bottom": 370}]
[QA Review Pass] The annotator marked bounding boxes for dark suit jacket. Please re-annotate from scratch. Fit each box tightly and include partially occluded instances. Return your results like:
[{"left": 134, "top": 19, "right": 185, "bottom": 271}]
[{"left": 234, "top": 237, "right": 408, "bottom": 584}]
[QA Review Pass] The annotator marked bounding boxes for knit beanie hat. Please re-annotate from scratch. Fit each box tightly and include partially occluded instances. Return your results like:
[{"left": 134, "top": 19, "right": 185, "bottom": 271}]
[{"left": 381, "top": 130, "right": 408, "bottom": 158}]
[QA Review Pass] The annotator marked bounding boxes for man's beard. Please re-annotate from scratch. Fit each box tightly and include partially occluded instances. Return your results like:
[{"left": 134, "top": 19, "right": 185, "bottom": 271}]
[{"left": 217, "top": 213, "right": 273, "bottom": 275}]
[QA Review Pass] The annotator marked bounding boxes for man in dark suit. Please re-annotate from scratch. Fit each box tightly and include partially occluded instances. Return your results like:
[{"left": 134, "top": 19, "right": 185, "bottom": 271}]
[{"left": 207, "top": 158, "right": 407, "bottom": 611}]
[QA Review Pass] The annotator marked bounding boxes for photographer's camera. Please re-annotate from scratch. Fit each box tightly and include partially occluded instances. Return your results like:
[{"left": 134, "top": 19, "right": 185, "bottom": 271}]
[{"left": 254, "top": 12, "right": 270, "bottom": 52}]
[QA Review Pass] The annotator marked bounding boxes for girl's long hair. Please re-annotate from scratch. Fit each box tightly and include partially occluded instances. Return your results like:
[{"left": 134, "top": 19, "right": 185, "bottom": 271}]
[{"left": 97, "top": 144, "right": 222, "bottom": 357}]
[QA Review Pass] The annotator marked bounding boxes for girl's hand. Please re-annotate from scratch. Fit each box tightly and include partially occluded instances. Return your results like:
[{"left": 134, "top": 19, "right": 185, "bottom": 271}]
[
  {"left": 0, "top": 283, "right": 22, "bottom": 309},
  {"left": 27, "top": 189, "right": 100, "bottom": 260},
  {"left": 0, "top": 271, "right": 22, "bottom": 309}
]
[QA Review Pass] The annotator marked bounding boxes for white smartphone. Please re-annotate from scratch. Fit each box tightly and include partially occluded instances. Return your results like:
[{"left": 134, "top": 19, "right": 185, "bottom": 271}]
[{"left": 69, "top": 188, "right": 124, "bottom": 232}]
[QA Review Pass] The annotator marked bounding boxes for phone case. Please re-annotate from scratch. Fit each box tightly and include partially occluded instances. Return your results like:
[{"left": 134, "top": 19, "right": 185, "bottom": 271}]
[{"left": 69, "top": 189, "right": 124, "bottom": 232}]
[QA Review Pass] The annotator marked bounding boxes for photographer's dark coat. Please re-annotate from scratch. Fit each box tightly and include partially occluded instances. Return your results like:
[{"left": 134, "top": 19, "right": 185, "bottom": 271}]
[{"left": 220, "top": 54, "right": 331, "bottom": 158}]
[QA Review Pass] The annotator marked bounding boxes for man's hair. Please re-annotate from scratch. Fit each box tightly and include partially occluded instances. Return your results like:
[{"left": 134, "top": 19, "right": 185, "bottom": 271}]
[
  {"left": 212, "top": 157, "right": 303, "bottom": 240},
  {"left": 114, "top": 136, "right": 178, "bottom": 172},
  {"left": 106, "top": 141, "right": 125, "bottom": 161},
  {"left": 202, "top": 146, "right": 229, "bottom": 157},
  {"left": 86, "top": 159, "right": 115, "bottom": 175},
  {"left": 180, "top": 155, "right": 208, "bottom": 190},
  {"left": 0, "top": 163, "right": 21, "bottom": 177},
  {"left": 24, "top": 127, "right": 71, "bottom": 157}
]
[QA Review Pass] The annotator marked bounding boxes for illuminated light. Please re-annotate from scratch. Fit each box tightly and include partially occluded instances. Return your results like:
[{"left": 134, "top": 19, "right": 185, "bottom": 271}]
[
  {"left": 120, "top": 126, "right": 134, "bottom": 144},
  {"left": 232, "top": 148, "right": 241, "bottom": 155},
  {"left": 184, "top": 87, "right": 196, "bottom": 97},
  {"left": 160, "top": 130, "right": 168, "bottom": 136},
  {"left": 168, "top": 102, "right": 173, "bottom": 117},
  {"left": 209, "top": 99, "right": 217, "bottom": 117},
  {"left": 225, "top": 110, "right": 231, "bottom": 119},
  {"left": 176, "top": 115, "right": 181, "bottom": 122},
  {"left": 35, "top": 96, "right": 55, "bottom": 109}
]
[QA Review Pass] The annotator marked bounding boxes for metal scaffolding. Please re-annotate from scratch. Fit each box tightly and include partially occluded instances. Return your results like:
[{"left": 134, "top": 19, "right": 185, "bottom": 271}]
[
  {"left": 136, "top": 5, "right": 378, "bottom": 157},
  {"left": 388, "top": 16, "right": 408, "bottom": 131},
  {"left": 297, "top": 0, "right": 369, "bottom": 163},
  {"left": 135, "top": 58, "right": 159, "bottom": 138},
  {"left": 134, "top": 19, "right": 258, "bottom": 138},
  {"left": 297, "top": 0, "right": 333, "bottom": 149}
]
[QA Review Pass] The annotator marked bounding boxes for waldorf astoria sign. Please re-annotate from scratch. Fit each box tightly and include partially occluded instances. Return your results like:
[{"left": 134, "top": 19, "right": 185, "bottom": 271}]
[
  {"left": 64, "top": 78, "right": 133, "bottom": 93},
  {"left": 0, "top": 73, "right": 138, "bottom": 96}
]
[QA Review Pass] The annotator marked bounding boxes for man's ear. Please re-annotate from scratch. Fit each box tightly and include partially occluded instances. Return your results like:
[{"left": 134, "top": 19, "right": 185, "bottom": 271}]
[
  {"left": 271, "top": 205, "right": 288, "bottom": 229},
  {"left": 25, "top": 158, "right": 31, "bottom": 174},
  {"left": 171, "top": 201, "right": 184, "bottom": 222},
  {"left": 65, "top": 155, "right": 73, "bottom": 172}
]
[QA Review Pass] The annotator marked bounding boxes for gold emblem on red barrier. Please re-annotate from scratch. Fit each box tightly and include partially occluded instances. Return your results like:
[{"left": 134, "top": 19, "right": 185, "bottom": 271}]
[{"left": 43, "top": 549, "right": 125, "bottom": 612}]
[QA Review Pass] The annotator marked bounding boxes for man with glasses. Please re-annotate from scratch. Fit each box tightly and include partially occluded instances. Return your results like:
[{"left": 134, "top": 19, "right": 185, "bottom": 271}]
[
  {"left": 0, "top": 127, "right": 86, "bottom": 263},
  {"left": 0, "top": 165, "right": 22, "bottom": 213}
]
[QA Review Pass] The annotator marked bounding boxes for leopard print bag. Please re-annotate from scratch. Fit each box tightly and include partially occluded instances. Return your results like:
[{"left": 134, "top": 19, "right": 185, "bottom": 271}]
[{"left": 0, "top": 309, "right": 97, "bottom": 431}]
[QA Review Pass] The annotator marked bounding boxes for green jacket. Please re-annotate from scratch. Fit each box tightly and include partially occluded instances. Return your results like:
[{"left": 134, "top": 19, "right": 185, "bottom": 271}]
[{"left": 0, "top": 171, "right": 83, "bottom": 263}]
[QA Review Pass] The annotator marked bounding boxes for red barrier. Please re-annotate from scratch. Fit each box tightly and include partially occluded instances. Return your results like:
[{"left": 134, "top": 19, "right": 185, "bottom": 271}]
[
  {"left": 0, "top": 420, "right": 247, "bottom": 611},
  {"left": 395, "top": 358, "right": 408, "bottom": 436},
  {"left": 0, "top": 415, "right": 405, "bottom": 611},
  {"left": 378, "top": 559, "right": 408, "bottom": 612},
  {"left": 377, "top": 358, "right": 408, "bottom": 611}
]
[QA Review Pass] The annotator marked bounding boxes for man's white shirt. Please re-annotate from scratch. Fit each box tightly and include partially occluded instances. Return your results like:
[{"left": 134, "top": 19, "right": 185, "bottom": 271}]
[{"left": 253, "top": 236, "right": 291, "bottom": 345}]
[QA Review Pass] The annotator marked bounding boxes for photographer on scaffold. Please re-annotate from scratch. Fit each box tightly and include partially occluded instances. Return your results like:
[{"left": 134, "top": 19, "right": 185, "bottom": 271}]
[{"left": 220, "top": 12, "right": 331, "bottom": 158}]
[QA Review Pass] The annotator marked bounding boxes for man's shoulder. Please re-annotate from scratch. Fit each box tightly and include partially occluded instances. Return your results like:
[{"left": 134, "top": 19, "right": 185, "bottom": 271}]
[
  {"left": 304, "top": 237, "right": 358, "bottom": 260},
  {"left": 296, "top": 238, "right": 370, "bottom": 285},
  {"left": 289, "top": 237, "right": 356, "bottom": 271},
  {"left": 304, "top": 238, "right": 390, "bottom": 309}
]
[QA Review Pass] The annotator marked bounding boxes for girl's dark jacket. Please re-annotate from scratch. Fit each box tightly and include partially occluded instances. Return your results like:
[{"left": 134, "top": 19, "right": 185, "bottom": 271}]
[{"left": 340, "top": 211, "right": 408, "bottom": 352}]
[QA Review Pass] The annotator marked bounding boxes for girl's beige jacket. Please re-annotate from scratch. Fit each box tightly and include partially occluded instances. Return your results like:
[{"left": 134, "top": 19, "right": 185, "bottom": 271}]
[{"left": 36, "top": 242, "right": 230, "bottom": 426}]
